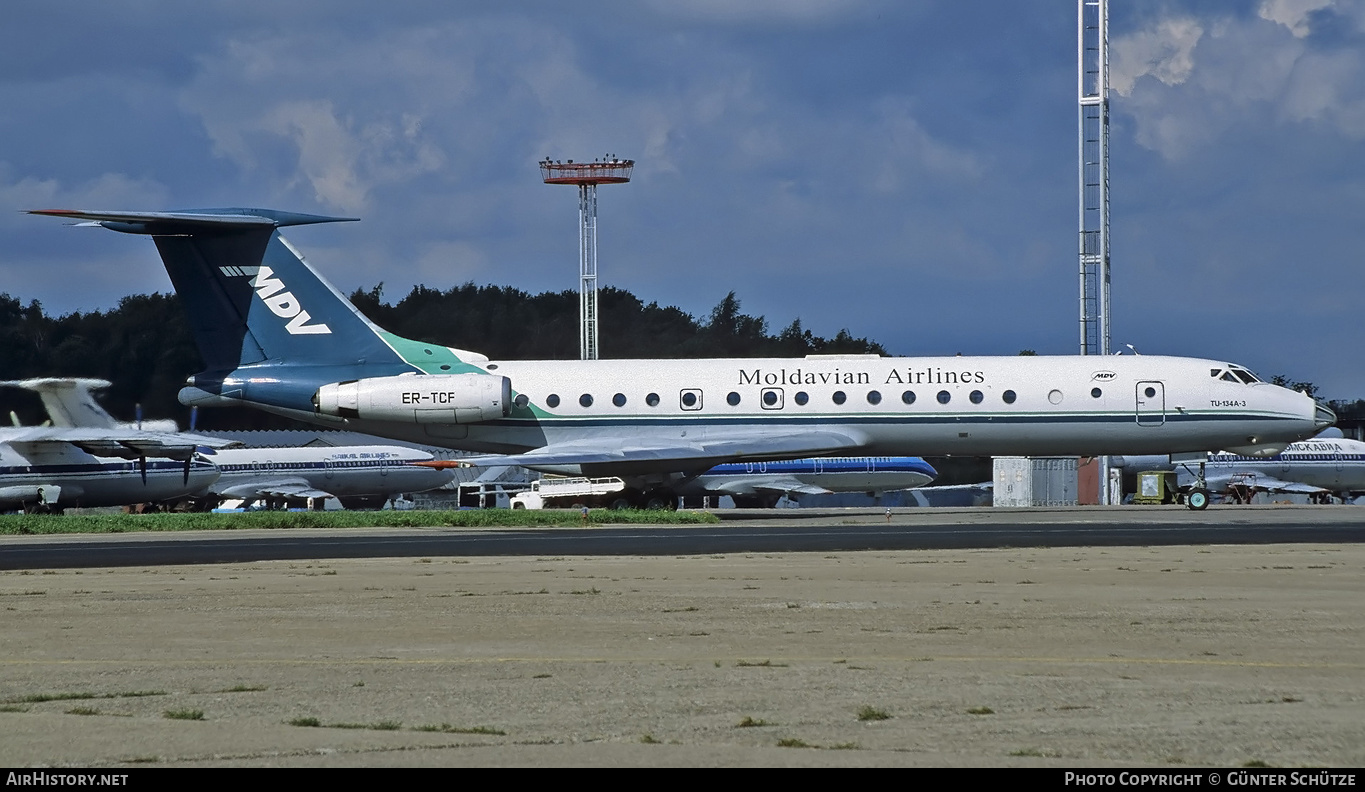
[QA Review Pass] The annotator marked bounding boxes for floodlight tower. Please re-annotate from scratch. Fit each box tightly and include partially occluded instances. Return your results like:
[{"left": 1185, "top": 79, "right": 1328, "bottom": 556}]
[
  {"left": 541, "top": 156, "right": 634, "bottom": 360},
  {"left": 1079, "top": 0, "right": 1113, "bottom": 503}
]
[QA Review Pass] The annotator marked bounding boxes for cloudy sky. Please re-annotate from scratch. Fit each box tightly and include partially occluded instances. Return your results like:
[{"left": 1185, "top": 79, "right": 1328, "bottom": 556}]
[{"left": 3, "top": 1, "right": 1363, "bottom": 399}]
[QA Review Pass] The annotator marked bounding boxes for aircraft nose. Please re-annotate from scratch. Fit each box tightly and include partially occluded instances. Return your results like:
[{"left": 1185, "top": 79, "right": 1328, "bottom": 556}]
[{"left": 1315, "top": 403, "right": 1337, "bottom": 429}]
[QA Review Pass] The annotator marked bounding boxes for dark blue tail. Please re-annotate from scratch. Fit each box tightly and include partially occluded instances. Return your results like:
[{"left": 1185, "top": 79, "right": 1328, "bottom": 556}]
[{"left": 30, "top": 208, "right": 419, "bottom": 413}]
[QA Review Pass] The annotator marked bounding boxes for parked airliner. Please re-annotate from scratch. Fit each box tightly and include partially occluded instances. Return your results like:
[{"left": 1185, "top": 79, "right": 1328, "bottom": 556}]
[
  {"left": 0, "top": 378, "right": 230, "bottom": 512},
  {"left": 1115, "top": 437, "right": 1365, "bottom": 504},
  {"left": 5, "top": 377, "right": 454, "bottom": 510},
  {"left": 205, "top": 445, "right": 454, "bottom": 510},
  {"left": 30, "top": 208, "right": 1334, "bottom": 509}
]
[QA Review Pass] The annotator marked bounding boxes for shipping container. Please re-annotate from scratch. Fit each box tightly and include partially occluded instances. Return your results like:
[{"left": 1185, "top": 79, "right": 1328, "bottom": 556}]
[{"left": 992, "top": 457, "right": 1079, "bottom": 507}]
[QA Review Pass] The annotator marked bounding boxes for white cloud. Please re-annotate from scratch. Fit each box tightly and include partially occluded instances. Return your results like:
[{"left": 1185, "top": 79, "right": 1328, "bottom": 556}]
[
  {"left": 1258, "top": 0, "right": 1334, "bottom": 38},
  {"left": 1112, "top": 7, "right": 1365, "bottom": 158},
  {"left": 181, "top": 30, "right": 461, "bottom": 212},
  {"left": 1112, "top": 17, "right": 1203, "bottom": 96}
]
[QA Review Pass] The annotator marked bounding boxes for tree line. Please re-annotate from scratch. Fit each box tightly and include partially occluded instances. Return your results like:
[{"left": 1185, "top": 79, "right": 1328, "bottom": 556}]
[{"left": 0, "top": 285, "right": 884, "bottom": 430}]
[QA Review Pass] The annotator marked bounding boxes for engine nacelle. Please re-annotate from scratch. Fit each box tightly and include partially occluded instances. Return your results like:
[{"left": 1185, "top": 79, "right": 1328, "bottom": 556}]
[
  {"left": 1222, "top": 441, "right": 1289, "bottom": 458},
  {"left": 314, "top": 373, "right": 511, "bottom": 425}
]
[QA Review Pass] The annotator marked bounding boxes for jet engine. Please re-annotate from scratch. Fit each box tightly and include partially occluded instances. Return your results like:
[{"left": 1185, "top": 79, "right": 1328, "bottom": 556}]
[
  {"left": 1222, "top": 441, "right": 1289, "bottom": 458},
  {"left": 313, "top": 373, "right": 511, "bottom": 424}
]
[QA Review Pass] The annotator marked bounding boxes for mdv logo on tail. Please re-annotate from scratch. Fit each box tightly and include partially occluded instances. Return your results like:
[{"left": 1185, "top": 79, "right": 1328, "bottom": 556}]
[{"left": 220, "top": 265, "right": 332, "bottom": 335}]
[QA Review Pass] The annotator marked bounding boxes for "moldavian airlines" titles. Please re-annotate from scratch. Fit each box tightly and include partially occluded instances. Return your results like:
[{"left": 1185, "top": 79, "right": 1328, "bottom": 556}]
[{"left": 739, "top": 367, "right": 987, "bottom": 386}]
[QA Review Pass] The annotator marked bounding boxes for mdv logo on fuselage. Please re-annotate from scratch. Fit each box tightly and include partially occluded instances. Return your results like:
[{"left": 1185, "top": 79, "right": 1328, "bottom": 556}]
[{"left": 220, "top": 265, "right": 332, "bottom": 335}]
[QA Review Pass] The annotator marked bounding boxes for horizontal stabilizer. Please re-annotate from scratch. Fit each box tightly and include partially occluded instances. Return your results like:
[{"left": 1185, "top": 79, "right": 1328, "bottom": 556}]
[
  {"left": 27, "top": 208, "right": 357, "bottom": 235},
  {"left": 1203, "top": 473, "right": 1327, "bottom": 495}
]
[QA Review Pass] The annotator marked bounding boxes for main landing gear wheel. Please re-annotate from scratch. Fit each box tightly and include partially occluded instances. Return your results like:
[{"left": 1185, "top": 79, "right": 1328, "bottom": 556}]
[
  {"left": 1186, "top": 488, "right": 1210, "bottom": 511},
  {"left": 642, "top": 490, "right": 677, "bottom": 511}
]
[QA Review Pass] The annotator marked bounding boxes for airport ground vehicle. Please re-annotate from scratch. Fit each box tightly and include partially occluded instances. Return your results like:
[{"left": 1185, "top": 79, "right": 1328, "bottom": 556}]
[
  {"left": 509, "top": 477, "right": 629, "bottom": 509},
  {"left": 1132, "top": 470, "right": 1180, "bottom": 505}
]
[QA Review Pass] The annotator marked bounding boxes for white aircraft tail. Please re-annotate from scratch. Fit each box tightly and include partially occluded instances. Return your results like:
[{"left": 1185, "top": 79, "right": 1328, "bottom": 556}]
[{"left": 0, "top": 378, "right": 120, "bottom": 429}]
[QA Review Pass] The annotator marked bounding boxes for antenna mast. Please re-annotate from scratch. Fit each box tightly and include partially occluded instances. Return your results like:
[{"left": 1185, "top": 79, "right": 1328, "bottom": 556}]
[{"left": 1079, "top": 0, "right": 1113, "bottom": 504}]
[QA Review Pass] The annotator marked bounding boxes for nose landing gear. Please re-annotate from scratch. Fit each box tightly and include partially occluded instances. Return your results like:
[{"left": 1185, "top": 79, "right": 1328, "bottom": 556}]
[{"left": 1185, "top": 460, "right": 1210, "bottom": 510}]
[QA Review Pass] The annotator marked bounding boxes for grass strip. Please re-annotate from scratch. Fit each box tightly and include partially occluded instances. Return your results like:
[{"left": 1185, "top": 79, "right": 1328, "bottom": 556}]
[{"left": 0, "top": 509, "right": 720, "bottom": 535}]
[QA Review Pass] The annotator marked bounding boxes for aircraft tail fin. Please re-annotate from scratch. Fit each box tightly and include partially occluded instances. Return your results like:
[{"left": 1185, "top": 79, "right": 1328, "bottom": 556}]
[
  {"left": 0, "top": 377, "right": 119, "bottom": 429},
  {"left": 29, "top": 209, "right": 404, "bottom": 376}
]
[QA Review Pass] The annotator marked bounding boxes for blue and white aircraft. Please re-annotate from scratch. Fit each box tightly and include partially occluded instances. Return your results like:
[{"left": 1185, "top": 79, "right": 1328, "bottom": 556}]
[
  {"left": 1115, "top": 436, "right": 1365, "bottom": 504},
  {"left": 679, "top": 456, "right": 937, "bottom": 507},
  {"left": 0, "top": 378, "right": 230, "bottom": 512},
  {"left": 206, "top": 445, "right": 455, "bottom": 510},
  {"left": 30, "top": 208, "right": 1334, "bottom": 510},
  {"left": 6, "top": 377, "right": 453, "bottom": 511}
]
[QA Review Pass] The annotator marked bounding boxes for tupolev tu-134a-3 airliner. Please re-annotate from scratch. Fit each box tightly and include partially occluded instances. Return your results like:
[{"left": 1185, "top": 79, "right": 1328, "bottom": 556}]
[{"left": 30, "top": 209, "right": 1334, "bottom": 508}]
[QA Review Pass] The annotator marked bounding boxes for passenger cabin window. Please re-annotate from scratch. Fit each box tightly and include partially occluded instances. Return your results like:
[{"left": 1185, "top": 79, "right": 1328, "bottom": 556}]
[
  {"left": 1091, "top": 387, "right": 1102, "bottom": 398},
  {"left": 969, "top": 390, "right": 984, "bottom": 404},
  {"left": 832, "top": 391, "right": 847, "bottom": 405},
  {"left": 646, "top": 393, "right": 660, "bottom": 407},
  {"left": 680, "top": 389, "right": 702, "bottom": 410},
  {"left": 794, "top": 391, "right": 809, "bottom": 406},
  {"left": 514, "top": 394, "right": 529, "bottom": 408},
  {"left": 867, "top": 390, "right": 881, "bottom": 405},
  {"left": 937, "top": 390, "right": 951, "bottom": 404},
  {"left": 546, "top": 394, "right": 560, "bottom": 408},
  {"left": 902, "top": 391, "right": 916, "bottom": 405},
  {"left": 579, "top": 394, "right": 593, "bottom": 408},
  {"left": 727, "top": 392, "right": 741, "bottom": 406},
  {"left": 612, "top": 393, "right": 627, "bottom": 407}
]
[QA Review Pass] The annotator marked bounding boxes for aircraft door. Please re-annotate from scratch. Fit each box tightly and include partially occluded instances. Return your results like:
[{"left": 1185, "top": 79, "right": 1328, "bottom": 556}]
[
  {"left": 324, "top": 459, "right": 335, "bottom": 480},
  {"left": 379, "top": 456, "right": 389, "bottom": 477},
  {"left": 1136, "top": 381, "right": 1165, "bottom": 426}
]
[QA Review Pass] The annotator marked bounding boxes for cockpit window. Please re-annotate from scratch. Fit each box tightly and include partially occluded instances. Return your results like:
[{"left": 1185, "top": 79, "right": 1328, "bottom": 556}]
[{"left": 1216, "top": 366, "right": 1261, "bottom": 385}]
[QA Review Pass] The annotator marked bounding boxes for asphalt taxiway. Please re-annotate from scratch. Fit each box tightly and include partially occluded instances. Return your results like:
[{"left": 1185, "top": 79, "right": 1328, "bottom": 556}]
[{"left": 3, "top": 505, "right": 1363, "bottom": 570}]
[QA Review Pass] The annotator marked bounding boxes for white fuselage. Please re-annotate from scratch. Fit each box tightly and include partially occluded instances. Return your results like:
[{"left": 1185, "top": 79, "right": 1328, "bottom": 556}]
[
  {"left": 1119, "top": 438, "right": 1365, "bottom": 495},
  {"left": 204, "top": 445, "right": 453, "bottom": 500},
  {"left": 317, "top": 354, "right": 1328, "bottom": 468},
  {"left": 0, "top": 442, "right": 219, "bottom": 509}
]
